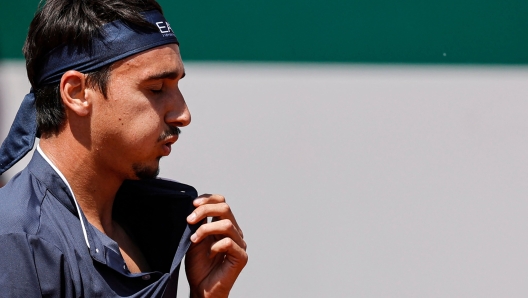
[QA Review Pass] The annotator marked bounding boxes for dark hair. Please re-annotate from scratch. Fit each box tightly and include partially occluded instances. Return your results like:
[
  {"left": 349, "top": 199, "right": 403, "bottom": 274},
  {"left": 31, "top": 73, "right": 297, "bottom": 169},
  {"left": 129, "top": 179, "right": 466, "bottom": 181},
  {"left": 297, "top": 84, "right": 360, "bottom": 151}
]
[{"left": 23, "top": 0, "right": 163, "bottom": 136}]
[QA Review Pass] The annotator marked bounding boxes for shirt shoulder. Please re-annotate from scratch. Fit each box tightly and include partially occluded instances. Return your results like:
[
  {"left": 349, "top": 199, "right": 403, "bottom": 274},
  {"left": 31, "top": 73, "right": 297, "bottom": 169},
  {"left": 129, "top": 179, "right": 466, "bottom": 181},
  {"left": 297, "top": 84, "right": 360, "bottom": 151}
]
[{"left": 0, "top": 167, "right": 47, "bottom": 235}]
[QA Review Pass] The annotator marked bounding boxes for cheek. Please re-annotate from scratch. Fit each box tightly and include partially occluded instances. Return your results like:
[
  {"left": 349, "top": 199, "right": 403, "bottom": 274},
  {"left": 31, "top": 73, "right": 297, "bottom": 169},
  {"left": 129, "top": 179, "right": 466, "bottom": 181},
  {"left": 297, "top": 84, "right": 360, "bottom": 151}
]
[
  {"left": 124, "top": 116, "right": 161, "bottom": 144},
  {"left": 119, "top": 108, "right": 164, "bottom": 143},
  {"left": 93, "top": 103, "right": 161, "bottom": 146}
]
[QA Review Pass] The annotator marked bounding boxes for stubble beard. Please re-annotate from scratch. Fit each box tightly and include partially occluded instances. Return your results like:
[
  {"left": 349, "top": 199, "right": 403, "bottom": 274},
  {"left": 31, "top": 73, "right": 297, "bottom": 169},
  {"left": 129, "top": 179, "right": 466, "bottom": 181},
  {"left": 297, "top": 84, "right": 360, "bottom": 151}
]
[{"left": 132, "top": 161, "right": 160, "bottom": 180}]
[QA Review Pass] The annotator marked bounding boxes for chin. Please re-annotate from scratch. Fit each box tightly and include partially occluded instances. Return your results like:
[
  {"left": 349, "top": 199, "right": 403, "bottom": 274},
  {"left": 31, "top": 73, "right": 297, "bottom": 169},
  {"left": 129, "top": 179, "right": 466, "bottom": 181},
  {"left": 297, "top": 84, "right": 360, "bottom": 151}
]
[{"left": 132, "top": 163, "right": 160, "bottom": 180}]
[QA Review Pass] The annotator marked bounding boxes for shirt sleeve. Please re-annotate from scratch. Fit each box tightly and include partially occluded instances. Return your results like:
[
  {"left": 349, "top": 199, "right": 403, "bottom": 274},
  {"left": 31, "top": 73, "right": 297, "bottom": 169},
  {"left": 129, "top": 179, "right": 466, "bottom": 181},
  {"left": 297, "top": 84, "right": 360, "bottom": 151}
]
[{"left": 0, "top": 233, "right": 69, "bottom": 297}]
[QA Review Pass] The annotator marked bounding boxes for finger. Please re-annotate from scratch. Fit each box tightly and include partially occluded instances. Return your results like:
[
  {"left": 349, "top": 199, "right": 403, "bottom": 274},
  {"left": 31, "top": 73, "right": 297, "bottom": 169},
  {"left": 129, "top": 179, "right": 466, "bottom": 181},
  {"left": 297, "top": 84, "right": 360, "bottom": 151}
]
[
  {"left": 209, "top": 237, "right": 248, "bottom": 269},
  {"left": 190, "top": 219, "right": 246, "bottom": 250},
  {"left": 189, "top": 194, "right": 245, "bottom": 239},
  {"left": 193, "top": 194, "right": 226, "bottom": 207},
  {"left": 187, "top": 202, "right": 241, "bottom": 231}
]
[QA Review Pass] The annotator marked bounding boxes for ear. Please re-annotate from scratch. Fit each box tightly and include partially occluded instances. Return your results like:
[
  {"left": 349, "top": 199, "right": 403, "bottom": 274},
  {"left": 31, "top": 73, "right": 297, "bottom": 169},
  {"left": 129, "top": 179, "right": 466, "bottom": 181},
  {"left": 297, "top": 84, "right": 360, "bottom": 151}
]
[{"left": 60, "top": 70, "right": 90, "bottom": 117}]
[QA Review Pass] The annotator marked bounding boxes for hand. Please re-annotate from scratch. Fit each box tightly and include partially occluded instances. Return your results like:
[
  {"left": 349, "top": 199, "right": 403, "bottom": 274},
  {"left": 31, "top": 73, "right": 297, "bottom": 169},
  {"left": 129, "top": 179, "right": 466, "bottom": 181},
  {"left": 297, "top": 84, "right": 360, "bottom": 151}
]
[{"left": 185, "top": 194, "right": 248, "bottom": 298}]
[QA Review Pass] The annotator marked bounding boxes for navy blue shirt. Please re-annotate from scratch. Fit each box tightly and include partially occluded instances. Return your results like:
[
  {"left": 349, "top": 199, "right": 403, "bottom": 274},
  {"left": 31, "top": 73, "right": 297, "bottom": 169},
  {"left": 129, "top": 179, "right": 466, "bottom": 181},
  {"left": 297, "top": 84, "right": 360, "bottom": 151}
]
[{"left": 0, "top": 150, "right": 199, "bottom": 297}]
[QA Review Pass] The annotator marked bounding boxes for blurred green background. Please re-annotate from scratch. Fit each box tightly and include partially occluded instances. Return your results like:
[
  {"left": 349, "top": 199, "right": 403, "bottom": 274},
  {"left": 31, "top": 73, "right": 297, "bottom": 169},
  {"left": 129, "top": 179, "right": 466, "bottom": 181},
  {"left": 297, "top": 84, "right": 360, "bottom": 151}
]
[{"left": 1, "top": 0, "right": 527, "bottom": 63}]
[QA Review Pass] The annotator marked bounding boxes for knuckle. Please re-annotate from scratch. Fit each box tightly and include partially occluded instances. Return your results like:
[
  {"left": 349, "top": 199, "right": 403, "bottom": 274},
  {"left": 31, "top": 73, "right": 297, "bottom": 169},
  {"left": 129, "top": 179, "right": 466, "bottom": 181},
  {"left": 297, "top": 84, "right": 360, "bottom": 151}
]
[
  {"left": 221, "top": 219, "right": 233, "bottom": 230},
  {"left": 220, "top": 203, "right": 231, "bottom": 214},
  {"left": 216, "top": 194, "right": 226, "bottom": 202},
  {"left": 241, "top": 251, "right": 249, "bottom": 264},
  {"left": 223, "top": 237, "right": 234, "bottom": 247},
  {"left": 197, "top": 224, "right": 209, "bottom": 236}
]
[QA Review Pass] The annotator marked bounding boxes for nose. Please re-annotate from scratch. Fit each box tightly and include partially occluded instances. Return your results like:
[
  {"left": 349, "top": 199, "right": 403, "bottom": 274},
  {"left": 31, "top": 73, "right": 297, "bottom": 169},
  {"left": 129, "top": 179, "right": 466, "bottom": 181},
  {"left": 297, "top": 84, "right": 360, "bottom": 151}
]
[{"left": 166, "top": 88, "right": 191, "bottom": 127}]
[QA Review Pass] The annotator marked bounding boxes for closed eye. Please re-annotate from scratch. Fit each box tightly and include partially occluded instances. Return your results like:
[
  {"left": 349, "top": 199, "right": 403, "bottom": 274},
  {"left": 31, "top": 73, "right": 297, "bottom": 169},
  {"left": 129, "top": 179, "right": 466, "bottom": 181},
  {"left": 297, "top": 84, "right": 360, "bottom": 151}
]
[{"left": 148, "top": 83, "right": 164, "bottom": 94}]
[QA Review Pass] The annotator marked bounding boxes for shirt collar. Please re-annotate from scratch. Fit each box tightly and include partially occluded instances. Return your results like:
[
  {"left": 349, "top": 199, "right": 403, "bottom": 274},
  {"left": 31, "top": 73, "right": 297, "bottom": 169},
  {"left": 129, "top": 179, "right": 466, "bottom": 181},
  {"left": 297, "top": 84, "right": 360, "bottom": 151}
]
[{"left": 36, "top": 145, "right": 91, "bottom": 248}]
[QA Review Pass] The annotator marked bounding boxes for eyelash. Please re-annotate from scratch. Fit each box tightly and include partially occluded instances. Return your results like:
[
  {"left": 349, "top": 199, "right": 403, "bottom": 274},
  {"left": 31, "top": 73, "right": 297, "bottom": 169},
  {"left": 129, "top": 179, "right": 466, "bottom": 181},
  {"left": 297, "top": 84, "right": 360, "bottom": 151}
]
[{"left": 151, "top": 88, "right": 163, "bottom": 94}]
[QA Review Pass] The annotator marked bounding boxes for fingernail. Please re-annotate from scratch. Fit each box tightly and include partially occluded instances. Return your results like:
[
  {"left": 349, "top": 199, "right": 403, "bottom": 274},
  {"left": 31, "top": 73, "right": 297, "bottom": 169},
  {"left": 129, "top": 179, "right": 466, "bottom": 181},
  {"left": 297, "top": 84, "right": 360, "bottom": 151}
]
[
  {"left": 191, "top": 234, "right": 197, "bottom": 242},
  {"left": 194, "top": 198, "right": 203, "bottom": 205},
  {"left": 187, "top": 212, "right": 196, "bottom": 222}
]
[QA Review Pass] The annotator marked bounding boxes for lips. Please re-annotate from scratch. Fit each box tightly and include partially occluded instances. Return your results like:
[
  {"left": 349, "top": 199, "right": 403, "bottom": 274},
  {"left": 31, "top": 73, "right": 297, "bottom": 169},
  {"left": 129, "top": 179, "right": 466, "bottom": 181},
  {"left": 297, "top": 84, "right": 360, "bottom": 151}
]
[
  {"left": 162, "top": 143, "right": 172, "bottom": 156},
  {"left": 161, "top": 135, "right": 178, "bottom": 156}
]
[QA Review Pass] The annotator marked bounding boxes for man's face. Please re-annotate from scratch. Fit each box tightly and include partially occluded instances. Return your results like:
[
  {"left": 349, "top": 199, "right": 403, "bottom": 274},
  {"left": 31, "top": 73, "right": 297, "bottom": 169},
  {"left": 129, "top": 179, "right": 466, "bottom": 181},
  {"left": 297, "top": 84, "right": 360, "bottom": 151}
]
[{"left": 88, "top": 44, "right": 190, "bottom": 180}]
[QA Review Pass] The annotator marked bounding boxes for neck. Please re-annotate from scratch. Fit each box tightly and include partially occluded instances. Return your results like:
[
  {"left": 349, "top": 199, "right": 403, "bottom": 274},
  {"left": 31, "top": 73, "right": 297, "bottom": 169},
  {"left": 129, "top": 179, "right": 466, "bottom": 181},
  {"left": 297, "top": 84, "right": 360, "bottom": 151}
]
[{"left": 39, "top": 135, "right": 123, "bottom": 236}]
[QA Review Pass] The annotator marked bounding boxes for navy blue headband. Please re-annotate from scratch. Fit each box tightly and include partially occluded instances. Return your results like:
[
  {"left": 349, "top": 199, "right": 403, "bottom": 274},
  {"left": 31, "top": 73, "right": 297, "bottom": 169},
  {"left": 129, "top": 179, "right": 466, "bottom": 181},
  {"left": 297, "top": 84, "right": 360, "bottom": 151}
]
[{"left": 0, "top": 10, "right": 179, "bottom": 175}]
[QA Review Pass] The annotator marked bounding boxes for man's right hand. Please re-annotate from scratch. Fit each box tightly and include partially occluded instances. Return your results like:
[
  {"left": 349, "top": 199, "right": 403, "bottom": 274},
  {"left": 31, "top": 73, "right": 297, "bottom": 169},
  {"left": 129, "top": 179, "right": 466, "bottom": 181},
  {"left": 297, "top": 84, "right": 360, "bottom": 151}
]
[{"left": 185, "top": 194, "right": 248, "bottom": 298}]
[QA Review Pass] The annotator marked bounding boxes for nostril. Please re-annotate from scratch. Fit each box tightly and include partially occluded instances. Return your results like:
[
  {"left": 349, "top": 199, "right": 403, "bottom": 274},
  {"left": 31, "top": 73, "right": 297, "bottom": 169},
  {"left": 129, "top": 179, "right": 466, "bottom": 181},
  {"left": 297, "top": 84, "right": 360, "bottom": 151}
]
[
  {"left": 177, "top": 110, "right": 191, "bottom": 127},
  {"left": 166, "top": 102, "right": 191, "bottom": 127}
]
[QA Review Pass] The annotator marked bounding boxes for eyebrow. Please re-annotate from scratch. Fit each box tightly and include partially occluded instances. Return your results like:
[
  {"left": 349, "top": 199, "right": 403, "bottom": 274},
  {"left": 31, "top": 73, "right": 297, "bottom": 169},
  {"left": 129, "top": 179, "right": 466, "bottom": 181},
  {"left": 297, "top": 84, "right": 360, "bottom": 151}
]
[{"left": 146, "top": 70, "right": 186, "bottom": 81}]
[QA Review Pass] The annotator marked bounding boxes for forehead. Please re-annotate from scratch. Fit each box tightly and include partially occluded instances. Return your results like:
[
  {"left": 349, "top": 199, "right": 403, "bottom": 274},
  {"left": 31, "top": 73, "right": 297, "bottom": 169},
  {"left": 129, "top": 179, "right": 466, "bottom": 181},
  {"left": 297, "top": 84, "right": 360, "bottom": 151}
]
[{"left": 110, "top": 44, "right": 184, "bottom": 80}]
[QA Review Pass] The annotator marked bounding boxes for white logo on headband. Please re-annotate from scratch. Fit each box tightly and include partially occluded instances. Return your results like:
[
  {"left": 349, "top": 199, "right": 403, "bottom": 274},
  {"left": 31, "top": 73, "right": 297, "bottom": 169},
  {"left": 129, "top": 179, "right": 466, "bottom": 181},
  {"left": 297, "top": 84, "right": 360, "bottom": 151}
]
[{"left": 156, "top": 21, "right": 174, "bottom": 37}]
